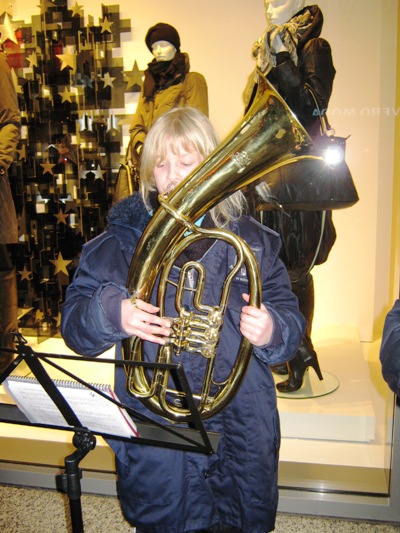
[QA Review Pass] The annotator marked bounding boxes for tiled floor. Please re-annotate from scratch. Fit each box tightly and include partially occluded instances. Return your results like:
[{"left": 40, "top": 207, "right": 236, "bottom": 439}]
[{"left": 0, "top": 484, "right": 399, "bottom": 532}]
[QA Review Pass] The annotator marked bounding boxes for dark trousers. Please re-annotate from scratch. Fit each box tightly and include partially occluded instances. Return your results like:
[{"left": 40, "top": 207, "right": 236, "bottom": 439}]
[{"left": 291, "top": 272, "right": 315, "bottom": 347}]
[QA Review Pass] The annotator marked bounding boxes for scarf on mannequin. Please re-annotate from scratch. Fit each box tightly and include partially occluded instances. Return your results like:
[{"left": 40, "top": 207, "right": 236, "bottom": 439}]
[
  {"left": 143, "top": 52, "right": 189, "bottom": 98},
  {"left": 253, "top": 7, "right": 315, "bottom": 73}
]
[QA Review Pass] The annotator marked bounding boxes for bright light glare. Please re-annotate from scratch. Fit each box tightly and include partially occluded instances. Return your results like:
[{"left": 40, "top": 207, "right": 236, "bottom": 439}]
[{"left": 323, "top": 145, "right": 344, "bottom": 166}]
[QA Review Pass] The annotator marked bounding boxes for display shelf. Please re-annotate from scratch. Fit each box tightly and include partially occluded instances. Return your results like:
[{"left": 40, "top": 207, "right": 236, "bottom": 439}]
[{"left": 275, "top": 324, "right": 376, "bottom": 442}]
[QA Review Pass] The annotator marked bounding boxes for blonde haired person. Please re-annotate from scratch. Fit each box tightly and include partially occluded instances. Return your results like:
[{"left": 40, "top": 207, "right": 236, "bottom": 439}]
[
  {"left": 61, "top": 107, "right": 305, "bottom": 533},
  {"left": 139, "top": 106, "right": 246, "bottom": 228}
]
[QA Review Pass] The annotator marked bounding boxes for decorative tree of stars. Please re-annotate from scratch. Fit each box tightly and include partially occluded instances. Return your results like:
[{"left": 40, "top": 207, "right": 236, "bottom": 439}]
[{"left": 2, "top": 0, "right": 141, "bottom": 338}]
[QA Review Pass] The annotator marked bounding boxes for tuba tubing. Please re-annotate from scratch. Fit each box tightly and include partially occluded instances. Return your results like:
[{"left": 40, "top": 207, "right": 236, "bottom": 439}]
[{"left": 124, "top": 73, "right": 318, "bottom": 421}]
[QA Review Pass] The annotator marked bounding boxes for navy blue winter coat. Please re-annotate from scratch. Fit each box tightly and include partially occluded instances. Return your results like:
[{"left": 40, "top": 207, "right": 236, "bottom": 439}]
[
  {"left": 61, "top": 194, "right": 305, "bottom": 533},
  {"left": 380, "top": 299, "right": 400, "bottom": 396}
]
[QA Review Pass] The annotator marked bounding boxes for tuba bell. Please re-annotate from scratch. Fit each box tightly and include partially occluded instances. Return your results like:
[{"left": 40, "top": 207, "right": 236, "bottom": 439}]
[{"left": 123, "top": 72, "right": 320, "bottom": 422}]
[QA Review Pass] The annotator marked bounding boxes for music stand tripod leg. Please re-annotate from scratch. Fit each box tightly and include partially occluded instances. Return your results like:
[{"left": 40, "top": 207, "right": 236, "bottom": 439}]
[{"left": 56, "top": 430, "right": 97, "bottom": 533}]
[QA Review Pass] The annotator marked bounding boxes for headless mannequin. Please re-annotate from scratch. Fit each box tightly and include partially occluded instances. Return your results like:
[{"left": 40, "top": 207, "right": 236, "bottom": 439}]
[{"left": 250, "top": 0, "right": 336, "bottom": 392}]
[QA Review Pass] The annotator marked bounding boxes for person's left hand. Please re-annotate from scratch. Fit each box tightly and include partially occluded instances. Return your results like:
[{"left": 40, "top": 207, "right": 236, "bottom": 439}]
[{"left": 240, "top": 293, "right": 274, "bottom": 347}]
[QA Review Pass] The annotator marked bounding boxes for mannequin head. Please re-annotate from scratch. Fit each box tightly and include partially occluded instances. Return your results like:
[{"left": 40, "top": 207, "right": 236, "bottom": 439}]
[
  {"left": 264, "top": 0, "right": 305, "bottom": 25},
  {"left": 145, "top": 22, "right": 181, "bottom": 61},
  {"left": 151, "top": 41, "right": 177, "bottom": 62}
]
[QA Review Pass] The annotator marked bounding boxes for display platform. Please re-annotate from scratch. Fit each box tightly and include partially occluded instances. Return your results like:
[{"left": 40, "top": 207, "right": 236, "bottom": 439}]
[{"left": 276, "top": 324, "right": 376, "bottom": 442}]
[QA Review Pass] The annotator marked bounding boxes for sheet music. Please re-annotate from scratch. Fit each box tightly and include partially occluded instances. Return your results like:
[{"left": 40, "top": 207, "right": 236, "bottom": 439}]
[{"left": 4, "top": 376, "right": 138, "bottom": 439}]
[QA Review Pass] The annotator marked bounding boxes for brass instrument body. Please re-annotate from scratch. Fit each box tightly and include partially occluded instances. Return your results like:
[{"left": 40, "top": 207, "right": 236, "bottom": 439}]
[{"left": 124, "top": 74, "right": 318, "bottom": 422}]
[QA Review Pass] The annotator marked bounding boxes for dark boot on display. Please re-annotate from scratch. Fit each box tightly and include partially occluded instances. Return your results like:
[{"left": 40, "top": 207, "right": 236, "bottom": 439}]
[
  {"left": 276, "top": 340, "right": 323, "bottom": 393},
  {"left": 270, "top": 363, "right": 288, "bottom": 375},
  {"left": 0, "top": 267, "right": 18, "bottom": 374}
]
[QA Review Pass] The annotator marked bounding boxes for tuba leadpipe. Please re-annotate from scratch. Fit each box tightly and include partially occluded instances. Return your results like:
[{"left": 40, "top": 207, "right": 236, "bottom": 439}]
[{"left": 123, "top": 73, "right": 318, "bottom": 422}]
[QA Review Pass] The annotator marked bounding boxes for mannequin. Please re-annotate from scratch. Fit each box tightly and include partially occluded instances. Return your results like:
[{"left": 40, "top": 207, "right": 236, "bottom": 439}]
[
  {"left": 245, "top": 1, "right": 336, "bottom": 392},
  {"left": 0, "top": 51, "right": 21, "bottom": 373},
  {"left": 114, "top": 22, "right": 209, "bottom": 202}
]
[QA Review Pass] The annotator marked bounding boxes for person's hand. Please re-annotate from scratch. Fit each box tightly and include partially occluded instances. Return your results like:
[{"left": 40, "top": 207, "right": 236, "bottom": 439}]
[
  {"left": 240, "top": 293, "right": 274, "bottom": 347},
  {"left": 121, "top": 298, "right": 172, "bottom": 345}
]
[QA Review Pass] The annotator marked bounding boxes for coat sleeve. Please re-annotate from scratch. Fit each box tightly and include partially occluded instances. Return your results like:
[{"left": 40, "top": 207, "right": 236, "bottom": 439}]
[
  {"left": 238, "top": 221, "right": 306, "bottom": 365},
  {"left": 60, "top": 234, "right": 131, "bottom": 357},
  {"left": 0, "top": 53, "right": 21, "bottom": 171},
  {"left": 253, "top": 253, "right": 306, "bottom": 366},
  {"left": 183, "top": 72, "right": 209, "bottom": 117},
  {"left": 272, "top": 37, "right": 336, "bottom": 131},
  {"left": 380, "top": 299, "right": 400, "bottom": 396},
  {"left": 128, "top": 87, "right": 148, "bottom": 156}
]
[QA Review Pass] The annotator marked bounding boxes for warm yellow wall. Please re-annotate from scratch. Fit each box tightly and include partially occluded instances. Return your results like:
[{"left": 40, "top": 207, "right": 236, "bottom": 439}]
[
  {"left": 11, "top": 0, "right": 399, "bottom": 341},
  {"left": 391, "top": 3, "right": 400, "bottom": 302}
]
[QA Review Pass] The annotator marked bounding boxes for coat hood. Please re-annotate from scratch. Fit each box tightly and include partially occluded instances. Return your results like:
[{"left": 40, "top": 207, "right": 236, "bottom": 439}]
[
  {"left": 295, "top": 4, "right": 324, "bottom": 50},
  {"left": 107, "top": 193, "right": 150, "bottom": 233}
]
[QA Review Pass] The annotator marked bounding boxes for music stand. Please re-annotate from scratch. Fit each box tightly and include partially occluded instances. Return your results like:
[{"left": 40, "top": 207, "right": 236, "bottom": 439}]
[{"left": 0, "top": 333, "right": 220, "bottom": 533}]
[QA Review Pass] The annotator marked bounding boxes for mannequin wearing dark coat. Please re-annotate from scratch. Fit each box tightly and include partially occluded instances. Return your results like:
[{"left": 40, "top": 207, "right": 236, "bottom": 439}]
[
  {"left": 0, "top": 52, "right": 21, "bottom": 373},
  {"left": 245, "top": 3, "right": 336, "bottom": 391}
]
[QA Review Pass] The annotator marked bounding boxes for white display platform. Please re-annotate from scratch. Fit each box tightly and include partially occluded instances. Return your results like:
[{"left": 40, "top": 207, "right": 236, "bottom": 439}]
[{"left": 275, "top": 324, "right": 376, "bottom": 443}]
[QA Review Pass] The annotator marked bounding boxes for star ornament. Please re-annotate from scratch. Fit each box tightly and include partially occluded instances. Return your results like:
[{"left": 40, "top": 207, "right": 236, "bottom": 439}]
[
  {"left": 49, "top": 251, "right": 72, "bottom": 276},
  {"left": 125, "top": 60, "right": 144, "bottom": 91},
  {"left": 60, "top": 86, "right": 73, "bottom": 103},
  {"left": 18, "top": 265, "right": 33, "bottom": 281},
  {"left": 56, "top": 45, "right": 77, "bottom": 73},
  {"left": 93, "top": 164, "right": 104, "bottom": 181},
  {"left": 54, "top": 209, "right": 69, "bottom": 225},
  {"left": 99, "top": 16, "right": 114, "bottom": 34},
  {"left": 40, "top": 158, "right": 56, "bottom": 175},
  {"left": 27, "top": 51, "right": 38, "bottom": 68},
  {"left": 0, "top": 12, "right": 18, "bottom": 45},
  {"left": 101, "top": 71, "right": 116, "bottom": 88},
  {"left": 69, "top": 1, "right": 83, "bottom": 17}
]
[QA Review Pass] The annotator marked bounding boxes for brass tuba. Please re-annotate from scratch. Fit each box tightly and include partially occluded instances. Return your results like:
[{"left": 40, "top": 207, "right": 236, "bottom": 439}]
[{"left": 123, "top": 73, "right": 319, "bottom": 422}]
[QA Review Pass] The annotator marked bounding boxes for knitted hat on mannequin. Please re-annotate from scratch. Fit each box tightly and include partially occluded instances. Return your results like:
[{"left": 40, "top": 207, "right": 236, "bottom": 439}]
[{"left": 145, "top": 22, "right": 181, "bottom": 52}]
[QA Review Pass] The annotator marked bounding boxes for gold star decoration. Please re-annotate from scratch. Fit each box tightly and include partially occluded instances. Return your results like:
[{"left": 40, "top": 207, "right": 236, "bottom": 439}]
[
  {"left": 18, "top": 265, "right": 33, "bottom": 281},
  {"left": 125, "top": 60, "right": 144, "bottom": 91},
  {"left": 27, "top": 51, "right": 38, "bottom": 68},
  {"left": 93, "top": 164, "right": 104, "bottom": 180},
  {"left": 40, "top": 158, "right": 56, "bottom": 175},
  {"left": 0, "top": 12, "right": 18, "bottom": 45},
  {"left": 101, "top": 71, "right": 116, "bottom": 88},
  {"left": 56, "top": 45, "right": 77, "bottom": 73},
  {"left": 17, "top": 144, "right": 26, "bottom": 161},
  {"left": 99, "top": 16, "right": 113, "bottom": 34},
  {"left": 49, "top": 251, "right": 72, "bottom": 276},
  {"left": 60, "top": 86, "right": 73, "bottom": 103},
  {"left": 63, "top": 200, "right": 78, "bottom": 213},
  {"left": 69, "top": 1, "right": 83, "bottom": 17},
  {"left": 37, "top": 0, "right": 54, "bottom": 15},
  {"left": 54, "top": 209, "right": 69, "bottom": 225}
]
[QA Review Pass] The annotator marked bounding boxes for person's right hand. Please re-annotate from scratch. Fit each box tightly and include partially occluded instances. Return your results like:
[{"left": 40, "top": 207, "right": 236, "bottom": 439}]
[{"left": 121, "top": 298, "right": 172, "bottom": 345}]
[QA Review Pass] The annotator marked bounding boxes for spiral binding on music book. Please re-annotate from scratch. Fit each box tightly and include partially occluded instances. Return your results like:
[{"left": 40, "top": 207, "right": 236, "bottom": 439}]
[{"left": 4, "top": 375, "right": 138, "bottom": 439}]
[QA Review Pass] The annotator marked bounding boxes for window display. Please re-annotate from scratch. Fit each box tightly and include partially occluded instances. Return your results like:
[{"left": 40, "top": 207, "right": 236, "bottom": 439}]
[{"left": 0, "top": 0, "right": 399, "bottom": 526}]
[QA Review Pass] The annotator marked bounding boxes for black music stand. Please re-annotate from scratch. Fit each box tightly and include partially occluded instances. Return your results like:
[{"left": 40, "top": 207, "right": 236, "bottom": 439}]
[{"left": 0, "top": 333, "right": 220, "bottom": 533}]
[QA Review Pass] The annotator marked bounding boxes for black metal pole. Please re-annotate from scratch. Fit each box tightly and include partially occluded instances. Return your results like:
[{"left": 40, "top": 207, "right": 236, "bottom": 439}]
[{"left": 57, "top": 431, "right": 97, "bottom": 533}]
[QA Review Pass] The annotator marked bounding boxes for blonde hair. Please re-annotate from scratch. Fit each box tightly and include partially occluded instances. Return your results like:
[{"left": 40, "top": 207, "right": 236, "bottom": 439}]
[{"left": 140, "top": 107, "right": 247, "bottom": 228}]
